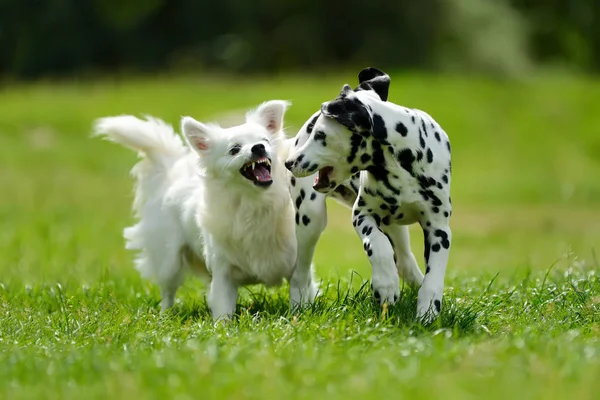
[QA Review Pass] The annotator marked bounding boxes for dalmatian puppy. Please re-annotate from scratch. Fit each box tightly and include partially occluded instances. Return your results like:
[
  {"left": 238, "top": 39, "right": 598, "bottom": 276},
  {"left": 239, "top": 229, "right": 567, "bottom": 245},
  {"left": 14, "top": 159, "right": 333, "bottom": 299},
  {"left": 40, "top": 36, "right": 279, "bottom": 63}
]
[
  {"left": 286, "top": 68, "right": 412, "bottom": 309},
  {"left": 286, "top": 68, "right": 452, "bottom": 322}
]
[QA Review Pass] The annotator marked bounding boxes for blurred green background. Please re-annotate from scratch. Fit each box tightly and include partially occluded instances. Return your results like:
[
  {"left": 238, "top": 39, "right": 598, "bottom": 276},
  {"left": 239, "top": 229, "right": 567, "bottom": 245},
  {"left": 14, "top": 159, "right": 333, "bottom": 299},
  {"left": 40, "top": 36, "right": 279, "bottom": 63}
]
[{"left": 1, "top": 0, "right": 600, "bottom": 80}]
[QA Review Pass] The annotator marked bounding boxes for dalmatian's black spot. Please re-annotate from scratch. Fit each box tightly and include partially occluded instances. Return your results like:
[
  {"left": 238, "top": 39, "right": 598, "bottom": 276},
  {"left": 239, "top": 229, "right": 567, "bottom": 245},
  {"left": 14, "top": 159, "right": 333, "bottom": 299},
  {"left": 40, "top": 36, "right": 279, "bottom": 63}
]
[
  {"left": 380, "top": 203, "right": 388, "bottom": 210},
  {"left": 446, "top": 141, "right": 451, "bottom": 153},
  {"left": 426, "top": 221, "right": 431, "bottom": 227},
  {"left": 372, "top": 114, "right": 387, "bottom": 142},
  {"left": 434, "top": 131, "right": 441, "bottom": 142},
  {"left": 347, "top": 133, "right": 363, "bottom": 163},
  {"left": 367, "top": 208, "right": 373, "bottom": 213},
  {"left": 382, "top": 195, "right": 397, "bottom": 205},
  {"left": 351, "top": 166, "right": 359, "bottom": 174},
  {"left": 411, "top": 115, "right": 416, "bottom": 124},
  {"left": 436, "top": 182, "right": 443, "bottom": 189},
  {"left": 423, "top": 229, "right": 431, "bottom": 265},
  {"left": 443, "top": 211, "right": 449, "bottom": 217},
  {"left": 302, "top": 215, "right": 311, "bottom": 226},
  {"left": 300, "top": 189, "right": 306, "bottom": 200},
  {"left": 364, "top": 186, "right": 376, "bottom": 196},
  {"left": 301, "top": 161, "right": 310, "bottom": 170},
  {"left": 426, "top": 148, "right": 433, "bottom": 163},
  {"left": 414, "top": 150, "right": 423, "bottom": 162},
  {"left": 442, "top": 175, "right": 448, "bottom": 184},
  {"left": 356, "top": 215, "right": 365, "bottom": 227},
  {"left": 310, "top": 192, "right": 317, "bottom": 201},
  {"left": 373, "top": 214, "right": 381, "bottom": 226},
  {"left": 382, "top": 215, "right": 391, "bottom": 225},
  {"left": 397, "top": 148, "right": 415, "bottom": 176},
  {"left": 306, "top": 114, "right": 319, "bottom": 134},
  {"left": 329, "top": 181, "right": 337, "bottom": 188},
  {"left": 314, "top": 130, "right": 327, "bottom": 146},
  {"left": 421, "top": 120, "right": 428, "bottom": 136},
  {"left": 295, "top": 196, "right": 303, "bottom": 209},
  {"left": 360, "top": 153, "right": 371, "bottom": 164},
  {"left": 389, "top": 205, "right": 399, "bottom": 215},
  {"left": 290, "top": 176, "right": 296, "bottom": 186},
  {"left": 395, "top": 122, "right": 408, "bottom": 137},
  {"left": 357, "top": 197, "right": 366, "bottom": 207},
  {"left": 434, "top": 300, "right": 441, "bottom": 313},
  {"left": 308, "top": 163, "right": 319, "bottom": 173},
  {"left": 396, "top": 213, "right": 403, "bottom": 220},
  {"left": 432, "top": 206, "right": 439, "bottom": 213},
  {"left": 353, "top": 209, "right": 360, "bottom": 216},
  {"left": 434, "top": 229, "right": 451, "bottom": 249},
  {"left": 360, "top": 140, "right": 367, "bottom": 149},
  {"left": 294, "top": 138, "right": 299, "bottom": 146},
  {"left": 362, "top": 226, "right": 373, "bottom": 236},
  {"left": 426, "top": 266, "right": 431, "bottom": 274},
  {"left": 431, "top": 243, "right": 441, "bottom": 252},
  {"left": 419, "top": 130, "right": 426, "bottom": 148},
  {"left": 322, "top": 95, "right": 372, "bottom": 134},
  {"left": 363, "top": 241, "right": 373, "bottom": 257},
  {"left": 295, "top": 154, "right": 304, "bottom": 165},
  {"left": 295, "top": 212, "right": 300, "bottom": 225}
]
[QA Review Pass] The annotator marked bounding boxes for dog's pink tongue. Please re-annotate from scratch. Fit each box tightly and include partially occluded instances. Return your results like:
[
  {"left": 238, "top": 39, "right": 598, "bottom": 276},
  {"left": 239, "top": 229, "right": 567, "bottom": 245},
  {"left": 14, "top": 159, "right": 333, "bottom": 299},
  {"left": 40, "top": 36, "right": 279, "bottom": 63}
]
[{"left": 253, "top": 165, "right": 272, "bottom": 182}]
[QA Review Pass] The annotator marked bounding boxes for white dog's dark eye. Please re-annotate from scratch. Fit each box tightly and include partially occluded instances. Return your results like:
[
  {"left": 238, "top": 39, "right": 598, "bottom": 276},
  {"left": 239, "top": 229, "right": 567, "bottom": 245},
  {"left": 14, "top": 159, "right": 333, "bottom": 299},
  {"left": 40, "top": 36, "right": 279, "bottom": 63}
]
[{"left": 229, "top": 144, "right": 241, "bottom": 155}]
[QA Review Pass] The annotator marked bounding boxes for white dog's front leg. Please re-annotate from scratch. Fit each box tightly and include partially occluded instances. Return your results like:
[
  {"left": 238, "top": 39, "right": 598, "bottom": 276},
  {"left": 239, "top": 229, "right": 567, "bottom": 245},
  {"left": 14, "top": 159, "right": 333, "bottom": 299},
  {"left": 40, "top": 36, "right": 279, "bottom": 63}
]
[
  {"left": 417, "top": 224, "right": 451, "bottom": 323},
  {"left": 289, "top": 176, "right": 326, "bottom": 309},
  {"left": 353, "top": 208, "right": 399, "bottom": 305},
  {"left": 208, "top": 268, "right": 238, "bottom": 321}
]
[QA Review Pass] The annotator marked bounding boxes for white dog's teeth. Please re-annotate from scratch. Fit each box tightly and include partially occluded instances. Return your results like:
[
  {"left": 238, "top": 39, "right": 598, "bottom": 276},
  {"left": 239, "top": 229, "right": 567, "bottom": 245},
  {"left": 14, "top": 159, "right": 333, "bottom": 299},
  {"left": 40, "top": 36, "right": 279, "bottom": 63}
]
[{"left": 252, "top": 162, "right": 256, "bottom": 170}]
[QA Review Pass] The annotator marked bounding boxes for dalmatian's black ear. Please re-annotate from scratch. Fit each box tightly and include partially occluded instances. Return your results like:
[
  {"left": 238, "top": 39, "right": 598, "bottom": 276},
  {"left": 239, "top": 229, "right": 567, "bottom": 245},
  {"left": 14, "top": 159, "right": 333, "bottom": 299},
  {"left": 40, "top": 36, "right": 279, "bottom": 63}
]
[
  {"left": 355, "top": 67, "right": 390, "bottom": 102},
  {"left": 321, "top": 85, "right": 372, "bottom": 133}
]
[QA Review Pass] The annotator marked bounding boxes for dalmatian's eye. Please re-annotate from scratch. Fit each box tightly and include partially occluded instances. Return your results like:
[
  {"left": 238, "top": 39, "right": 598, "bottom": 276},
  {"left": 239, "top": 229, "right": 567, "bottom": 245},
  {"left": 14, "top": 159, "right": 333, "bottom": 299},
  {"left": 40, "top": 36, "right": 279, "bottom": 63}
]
[{"left": 229, "top": 144, "right": 241, "bottom": 155}]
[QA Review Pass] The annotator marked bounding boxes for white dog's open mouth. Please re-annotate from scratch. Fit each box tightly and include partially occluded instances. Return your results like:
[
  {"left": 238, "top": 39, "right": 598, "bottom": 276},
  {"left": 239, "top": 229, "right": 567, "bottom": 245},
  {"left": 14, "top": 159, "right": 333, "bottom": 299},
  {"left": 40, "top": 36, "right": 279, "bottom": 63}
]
[
  {"left": 313, "top": 166, "right": 334, "bottom": 192},
  {"left": 240, "top": 157, "right": 273, "bottom": 187}
]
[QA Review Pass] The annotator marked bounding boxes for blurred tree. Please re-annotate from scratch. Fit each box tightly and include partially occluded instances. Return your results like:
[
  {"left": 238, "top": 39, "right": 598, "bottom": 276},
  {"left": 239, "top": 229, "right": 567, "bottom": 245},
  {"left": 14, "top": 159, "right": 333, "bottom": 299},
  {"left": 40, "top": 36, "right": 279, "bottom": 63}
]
[{"left": 0, "top": 0, "right": 597, "bottom": 80}]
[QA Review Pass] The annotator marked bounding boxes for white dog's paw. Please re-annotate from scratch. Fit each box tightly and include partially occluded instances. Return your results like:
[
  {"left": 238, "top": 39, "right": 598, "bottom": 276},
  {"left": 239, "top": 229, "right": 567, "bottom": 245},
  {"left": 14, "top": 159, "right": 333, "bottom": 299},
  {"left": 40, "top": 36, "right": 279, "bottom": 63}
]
[
  {"left": 290, "top": 282, "right": 319, "bottom": 311},
  {"left": 416, "top": 286, "right": 442, "bottom": 324},
  {"left": 371, "top": 275, "right": 400, "bottom": 305}
]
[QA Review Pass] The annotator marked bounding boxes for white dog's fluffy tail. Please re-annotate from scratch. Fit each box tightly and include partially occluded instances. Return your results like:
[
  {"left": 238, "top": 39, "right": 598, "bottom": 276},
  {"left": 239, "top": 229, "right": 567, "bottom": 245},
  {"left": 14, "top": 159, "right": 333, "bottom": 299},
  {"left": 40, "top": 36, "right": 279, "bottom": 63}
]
[
  {"left": 93, "top": 115, "right": 186, "bottom": 169},
  {"left": 93, "top": 115, "right": 188, "bottom": 217}
]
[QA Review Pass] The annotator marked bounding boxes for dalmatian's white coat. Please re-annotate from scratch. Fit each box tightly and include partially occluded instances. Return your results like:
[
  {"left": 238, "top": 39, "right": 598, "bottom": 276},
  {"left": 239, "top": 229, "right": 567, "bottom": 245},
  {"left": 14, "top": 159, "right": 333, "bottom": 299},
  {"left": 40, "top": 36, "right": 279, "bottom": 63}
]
[{"left": 287, "top": 68, "right": 452, "bottom": 321}]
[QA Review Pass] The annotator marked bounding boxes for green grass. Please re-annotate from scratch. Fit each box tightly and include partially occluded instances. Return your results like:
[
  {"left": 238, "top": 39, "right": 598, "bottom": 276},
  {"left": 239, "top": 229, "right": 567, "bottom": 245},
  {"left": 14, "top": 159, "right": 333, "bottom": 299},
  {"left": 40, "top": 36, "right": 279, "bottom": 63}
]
[{"left": 1, "top": 72, "right": 600, "bottom": 399}]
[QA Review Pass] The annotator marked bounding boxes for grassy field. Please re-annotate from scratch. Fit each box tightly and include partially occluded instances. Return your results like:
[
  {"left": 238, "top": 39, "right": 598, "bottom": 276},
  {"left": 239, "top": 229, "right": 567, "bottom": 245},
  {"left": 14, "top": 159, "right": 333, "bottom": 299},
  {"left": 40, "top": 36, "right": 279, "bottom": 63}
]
[{"left": 1, "top": 72, "right": 600, "bottom": 399}]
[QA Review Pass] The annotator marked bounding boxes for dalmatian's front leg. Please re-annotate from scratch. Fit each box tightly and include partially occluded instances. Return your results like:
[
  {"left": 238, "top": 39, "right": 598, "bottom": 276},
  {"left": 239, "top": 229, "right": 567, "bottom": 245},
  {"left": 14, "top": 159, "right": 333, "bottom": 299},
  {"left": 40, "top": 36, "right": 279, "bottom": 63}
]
[
  {"left": 289, "top": 174, "right": 326, "bottom": 310},
  {"left": 353, "top": 203, "right": 399, "bottom": 305},
  {"left": 417, "top": 222, "right": 452, "bottom": 323},
  {"left": 385, "top": 224, "right": 424, "bottom": 287}
]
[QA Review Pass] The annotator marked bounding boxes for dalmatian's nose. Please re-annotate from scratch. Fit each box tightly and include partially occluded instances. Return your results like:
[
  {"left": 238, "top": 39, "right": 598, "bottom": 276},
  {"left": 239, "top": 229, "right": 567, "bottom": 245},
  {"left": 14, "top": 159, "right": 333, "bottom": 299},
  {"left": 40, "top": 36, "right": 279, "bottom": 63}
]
[{"left": 284, "top": 160, "right": 294, "bottom": 171}]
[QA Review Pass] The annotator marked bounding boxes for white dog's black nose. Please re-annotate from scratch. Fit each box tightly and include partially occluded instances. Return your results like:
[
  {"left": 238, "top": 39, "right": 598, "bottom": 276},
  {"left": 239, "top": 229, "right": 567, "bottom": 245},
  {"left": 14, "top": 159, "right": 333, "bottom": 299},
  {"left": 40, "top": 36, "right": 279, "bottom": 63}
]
[{"left": 251, "top": 144, "right": 266, "bottom": 157}]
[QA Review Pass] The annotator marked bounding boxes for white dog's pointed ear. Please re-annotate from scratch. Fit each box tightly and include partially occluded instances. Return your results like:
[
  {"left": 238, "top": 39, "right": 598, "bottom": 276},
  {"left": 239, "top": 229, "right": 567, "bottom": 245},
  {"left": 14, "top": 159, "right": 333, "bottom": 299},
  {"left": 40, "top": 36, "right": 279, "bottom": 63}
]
[
  {"left": 248, "top": 100, "right": 291, "bottom": 135},
  {"left": 181, "top": 116, "right": 211, "bottom": 152}
]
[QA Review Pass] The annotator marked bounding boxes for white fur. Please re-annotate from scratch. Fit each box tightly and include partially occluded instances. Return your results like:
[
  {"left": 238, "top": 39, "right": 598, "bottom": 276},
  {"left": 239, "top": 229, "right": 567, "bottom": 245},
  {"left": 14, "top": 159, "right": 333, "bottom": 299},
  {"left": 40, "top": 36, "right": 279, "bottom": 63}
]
[{"left": 93, "top": 101, "right": 316, "bottom": 320}]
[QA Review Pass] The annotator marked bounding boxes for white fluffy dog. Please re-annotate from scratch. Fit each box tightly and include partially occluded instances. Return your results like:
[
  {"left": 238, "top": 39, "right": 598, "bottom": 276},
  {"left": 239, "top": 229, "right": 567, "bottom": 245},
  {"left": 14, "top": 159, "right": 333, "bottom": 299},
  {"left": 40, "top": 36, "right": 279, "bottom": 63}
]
[{"left": 94, "top": 101, "right": 310, "bottom": 320}]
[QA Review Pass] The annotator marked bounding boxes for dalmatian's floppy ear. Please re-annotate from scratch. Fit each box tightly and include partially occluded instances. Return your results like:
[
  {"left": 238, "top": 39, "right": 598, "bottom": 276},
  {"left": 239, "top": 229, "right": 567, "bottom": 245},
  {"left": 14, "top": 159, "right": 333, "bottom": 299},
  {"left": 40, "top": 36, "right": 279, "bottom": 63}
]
[
  {"left": 321, "top": 85, "right": 372, "bottom": 133},
  {"left": 355, "top": 67, "right": 390, "bottom": 102}
]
